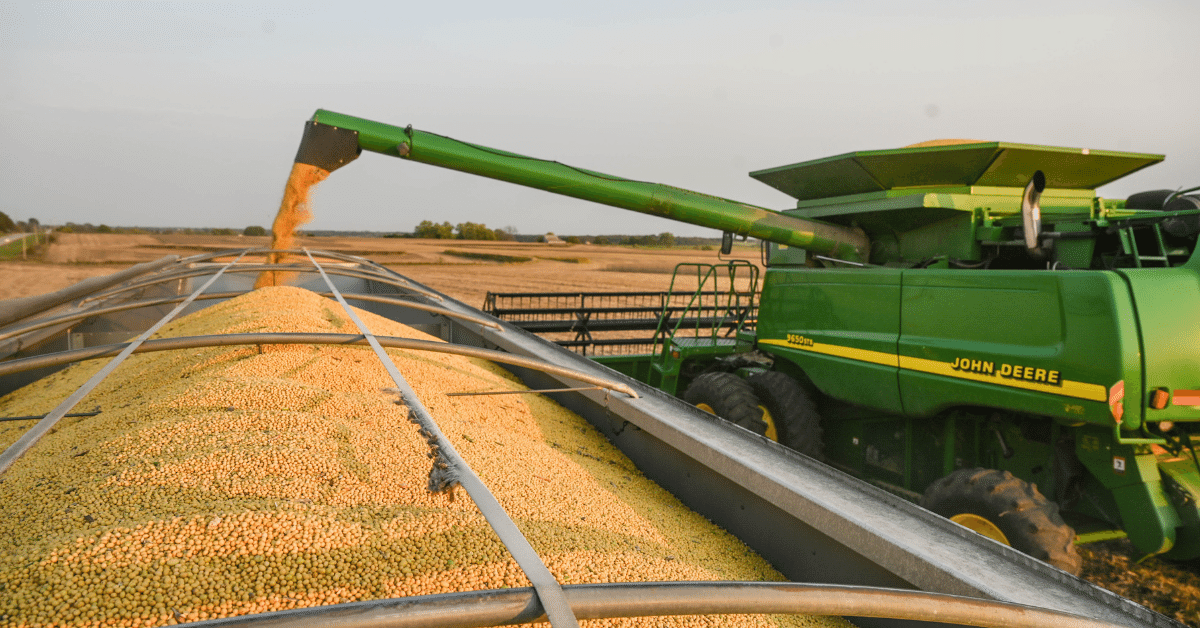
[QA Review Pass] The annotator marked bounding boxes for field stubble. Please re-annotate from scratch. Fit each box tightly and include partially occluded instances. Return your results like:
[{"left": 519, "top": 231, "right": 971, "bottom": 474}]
[{"left": 0, "top": 234, "right": 746, "bottom": 304}]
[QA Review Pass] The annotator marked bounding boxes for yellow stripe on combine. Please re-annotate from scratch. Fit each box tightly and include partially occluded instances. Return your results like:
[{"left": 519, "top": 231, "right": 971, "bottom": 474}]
[
  {"left": 759, "top": 338, "right": 1108, "bottom": 402},
  {"left": 758, "top": 337, "right": 898, "bottom": 367},
  {"left": 897, "top": 355, "right": 1107, "bottom": 402}
]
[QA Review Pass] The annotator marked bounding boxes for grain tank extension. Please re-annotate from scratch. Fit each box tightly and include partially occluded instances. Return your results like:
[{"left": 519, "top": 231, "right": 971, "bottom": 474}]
[{"left": 292, "top": 109, "right": 1200, "bottom": 574}]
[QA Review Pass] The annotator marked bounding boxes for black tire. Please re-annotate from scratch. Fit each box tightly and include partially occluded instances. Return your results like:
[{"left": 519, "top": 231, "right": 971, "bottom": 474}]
[
  {"left": 921, "top": 467, "right": 1082, "bottom": 575},
  {"left": 1126, "top": 189, "right": 1175, "bottom": 210},
  {"left": 682, "top": 372, "right": 768, "bottom": 436},
  {"left": 747, "top": 371, "right": 823, "bottom": 459}
]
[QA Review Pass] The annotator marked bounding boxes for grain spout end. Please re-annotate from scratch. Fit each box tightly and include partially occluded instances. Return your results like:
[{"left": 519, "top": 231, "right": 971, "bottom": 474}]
[{"left": 294, "top": 119, "right": 361, "bottom": 173}]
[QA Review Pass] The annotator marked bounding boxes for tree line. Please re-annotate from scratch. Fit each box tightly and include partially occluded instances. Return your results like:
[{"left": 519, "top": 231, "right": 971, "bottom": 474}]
[
  {"left": 410, "top": 220, "right": 683, "bottom": 247},
  {"left": 0, "top": 212, "right": 38, "bottom": 234},
  {"left": 0, "top": 210, "right": 694, "bottom": 248},
  {"left": 49, "top": 223, "right": 269, "bottom": 236},
  {"left": 412, "top": 221, "right": 518, "bottom": 241}
]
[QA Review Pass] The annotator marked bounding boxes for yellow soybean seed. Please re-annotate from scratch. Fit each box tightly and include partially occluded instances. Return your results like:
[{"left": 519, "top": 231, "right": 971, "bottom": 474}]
[{"left": 0, "top": 287, "right": 850, "bottom": 628}]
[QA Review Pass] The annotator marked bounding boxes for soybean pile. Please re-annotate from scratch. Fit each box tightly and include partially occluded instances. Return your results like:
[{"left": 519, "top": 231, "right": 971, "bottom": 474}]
[{"left": 0, "top": 287, "right": 849, "bottom": 628}]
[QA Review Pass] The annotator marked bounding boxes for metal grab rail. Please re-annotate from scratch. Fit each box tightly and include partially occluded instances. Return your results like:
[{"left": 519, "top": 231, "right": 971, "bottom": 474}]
[
  {"left": 0, "top": 252, "right": 247, "bottom": 475},
  {"left": 0, "top": 255, "right": 180, "bottom": 328},
  {"left": 302, "top": 250, "right": 579, "bottom": 628},
  {"left": 0, "top": 291, "right": 500, "bottom": 343},
  {"left": 651, "top": 261, "right": 759, "bottom": 359},
  {"left": 177, "top": 581, "right": 1124, "bottom": 628},
  {"left": 0, "top": 333, "right": 639, "bottom": 399},
  {"left": 78, "top": 264, "right": 443, "bottom": 304}
]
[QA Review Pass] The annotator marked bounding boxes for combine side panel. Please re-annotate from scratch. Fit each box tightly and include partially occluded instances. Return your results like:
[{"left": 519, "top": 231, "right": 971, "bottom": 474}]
[
  {"left": 1115, "top": 267, "right": 1200, "bottom": 559},
  {"left": 757, "top": 267, "right": 904, "bottom": 414},
  {"left": 896, "top": 271, "right": 1131, "bottom": 426},
  {"left": 1119, "top": 268, "right": 1200, "bottom": 426}
]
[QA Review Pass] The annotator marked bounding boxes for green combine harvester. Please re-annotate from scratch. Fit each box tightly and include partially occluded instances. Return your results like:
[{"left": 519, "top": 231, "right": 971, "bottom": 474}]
[{"left": 294, "top": 109, "right": 1200, "bottom": 576}]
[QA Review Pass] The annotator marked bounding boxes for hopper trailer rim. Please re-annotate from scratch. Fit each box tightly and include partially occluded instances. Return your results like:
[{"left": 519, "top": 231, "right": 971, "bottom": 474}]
[
  {"left": 0, "top": 289, "right": 500, "bottom": 343},
  {"left": 0, "top": 332, "right": 639, "bottom": 399},
  {"left": 302, "top": 248, "right": 579, "bottom": 627},
  {"left": 0, "top": 249, "right": 1182, "bottom": 628},
  {"left": 173, "top": 581, "right": 1123, "bottom": 628},
  {"left": 77, "top": 263, "right": 443, "bottom": 304},
  {"left": 0, "top": 255, "right": 181, "bottom": 328}
]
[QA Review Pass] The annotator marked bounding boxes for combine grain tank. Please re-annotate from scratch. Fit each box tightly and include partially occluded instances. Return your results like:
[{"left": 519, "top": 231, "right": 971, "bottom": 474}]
[
  {"left": 285, "top": 110, "right": 1200, "bottom": 576},
  {"left": 0, "top": 251, "right": 1178, "bottom": 627}
]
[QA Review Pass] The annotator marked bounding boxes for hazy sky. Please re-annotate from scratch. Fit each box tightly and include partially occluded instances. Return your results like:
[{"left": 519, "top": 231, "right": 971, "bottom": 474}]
[{"left": 2, "top": 1, "right": 1197, "bottom": 237}]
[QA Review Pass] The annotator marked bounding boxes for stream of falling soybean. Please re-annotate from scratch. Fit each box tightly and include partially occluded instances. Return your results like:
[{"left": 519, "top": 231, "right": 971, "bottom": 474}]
[{"left": 254, "top": 163, "right": 330, "bottom": 289}]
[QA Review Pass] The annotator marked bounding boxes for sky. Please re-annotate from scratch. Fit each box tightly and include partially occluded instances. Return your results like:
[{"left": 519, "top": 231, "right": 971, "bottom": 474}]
[{"left": 1, "top": 1, "right": 1198, "bottom": 237}]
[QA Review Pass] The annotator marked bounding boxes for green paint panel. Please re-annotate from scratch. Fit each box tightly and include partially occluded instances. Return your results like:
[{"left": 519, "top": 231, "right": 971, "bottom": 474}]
[
  {"left": 1119, "top": 269, "right": 1200, "bottom": 425},
  {"left": 856, "top": 144, "right": 1004, "bottom": 190},
  {"left": 757, "top": 267, "right": 904, "bottom": 413},
  {"left": 896, "top": 270, "right": 1133, "bottom": 424},
  {"left": 1074, "top": 427, "right": 1181, "bottom": 556},
  {"left": 752, "top": 141, "right": 1163, "bottom": 201}
]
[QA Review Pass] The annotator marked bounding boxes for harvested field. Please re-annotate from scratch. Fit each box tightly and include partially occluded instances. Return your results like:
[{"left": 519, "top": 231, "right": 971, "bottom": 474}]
[
  {"left": 0, "top": 286, "right": 845, "bottom": 628},
  {"left": 0, "top": 234, "right": 751, "bottom": 306},
  {"left": 0, "top": 262, "right": 134, "bottom": 301},
  {"left": 43, "top": 234, "right": 167, "bottom": 265}
]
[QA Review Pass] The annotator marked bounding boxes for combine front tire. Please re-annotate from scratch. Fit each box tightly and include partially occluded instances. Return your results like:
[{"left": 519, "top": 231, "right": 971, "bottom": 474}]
[
  {"left": 747, "top": 371, "right": 823, "bottom": 459},
  {"left": 683, "top": 373, "right": 769, "bottom": 436},
  {"left": 921, "top": 468, "right": 1082, "bottom": 575}
]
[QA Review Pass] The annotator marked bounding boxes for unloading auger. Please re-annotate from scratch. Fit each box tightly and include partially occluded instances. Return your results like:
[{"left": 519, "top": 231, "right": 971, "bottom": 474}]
[{"left": 292, "top": 109, "right": 870, "bottom": 262}]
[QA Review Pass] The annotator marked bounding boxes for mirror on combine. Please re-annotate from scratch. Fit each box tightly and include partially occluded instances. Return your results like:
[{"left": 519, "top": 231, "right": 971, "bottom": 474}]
[{"left": 721, "top": 231, "right": 734, "bottom": 255}]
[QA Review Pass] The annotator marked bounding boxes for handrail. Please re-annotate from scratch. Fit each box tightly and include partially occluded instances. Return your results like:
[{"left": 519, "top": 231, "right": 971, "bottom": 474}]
[
  {"left": 0, "top": 333, "right": 639, "bottom": 399},
  {"left": 0, "top": 291, "right": 499, "bottom": 343},
  {"left": 174, "top": 581, "right": 1124, "bottom": 628},
  {"left": 302, "top": 250, "right": 579, "bottom": 628}
]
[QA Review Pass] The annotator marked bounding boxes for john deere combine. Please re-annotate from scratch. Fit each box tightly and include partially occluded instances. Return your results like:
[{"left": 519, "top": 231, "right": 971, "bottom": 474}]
[{"left": 293, "top": 110, "right": 1200, "bottom": 575}]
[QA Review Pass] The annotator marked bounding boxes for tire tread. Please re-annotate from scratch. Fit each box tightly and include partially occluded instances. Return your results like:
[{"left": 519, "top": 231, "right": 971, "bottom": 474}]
[
  {"left": 921, "top": 467, "right": 1081, "bottom": 575},
  {"left": 747, "top": 371, "right": 823, "bottom": 459},
  {"left": 682, "top": 373, "right": 767, "bottom": 435}
]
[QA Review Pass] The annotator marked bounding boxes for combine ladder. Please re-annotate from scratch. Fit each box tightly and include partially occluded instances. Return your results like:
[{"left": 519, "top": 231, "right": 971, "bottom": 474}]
[
  {"left": 649, "top": 260, "right": 759, "bottom": 396},
  {"left": 1112, "top": 222, "right": 1191, "bottom": 268}
]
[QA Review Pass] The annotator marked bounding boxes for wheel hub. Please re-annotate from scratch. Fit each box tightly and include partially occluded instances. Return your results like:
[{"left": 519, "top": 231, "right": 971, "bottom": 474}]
[
  {"left": 759, "top": 405, "right": 779, "bottom": 442},
  {"left": 950, "top": 513, "right": 1011, "bottom": 546}
]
